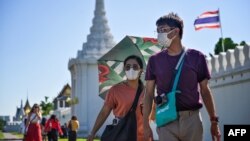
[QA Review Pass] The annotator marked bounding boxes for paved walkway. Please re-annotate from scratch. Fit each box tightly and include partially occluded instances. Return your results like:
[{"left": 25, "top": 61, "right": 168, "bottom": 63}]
[{"left": 2, "top": 132, "right": 22, "bottom": 141}]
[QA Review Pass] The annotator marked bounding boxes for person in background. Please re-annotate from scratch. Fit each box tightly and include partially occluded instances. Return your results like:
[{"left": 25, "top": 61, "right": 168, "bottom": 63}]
[
  {"left": 20, "top": 116, "right": 28, "bottom": 141},
  {"left": 45, "top": 114, "right": 63, "bottom": 141},
  {"left": 143, "top": 12, "right": 221, "bottom": 141},
  {"left": 20, "top": 116, "right": 27, "bottom": 134},
  {"left": 25, "top": 103, "right": 42, "bottom": 141},
  {"left": 67, "top": 115, "right": 79, "bottom": 141},
  {"left": 63, "top": 123, "right": 68, "bottom": 138},
  {"left": 41, "top": 117, "right": 47, "bottom": 141},
  {"left": 60, "top": 124, "right": 67, "bottom": 138}
]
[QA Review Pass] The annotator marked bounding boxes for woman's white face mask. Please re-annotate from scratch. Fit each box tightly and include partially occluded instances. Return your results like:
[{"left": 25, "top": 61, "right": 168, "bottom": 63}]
[
  {"left": 157, "top": 29, "right": 175, "bottom": 48},
  {"left": 125, "top": 69, "right": 140, "bottom": 80}
]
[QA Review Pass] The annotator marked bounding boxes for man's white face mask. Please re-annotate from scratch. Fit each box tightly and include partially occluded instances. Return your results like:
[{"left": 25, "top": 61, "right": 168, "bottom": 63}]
[
  {"left": 157, "top": 29, "right": 175, "bottom": 48},
  {"left": 125, "top": 69, "right": 140, "bottom": 80}
]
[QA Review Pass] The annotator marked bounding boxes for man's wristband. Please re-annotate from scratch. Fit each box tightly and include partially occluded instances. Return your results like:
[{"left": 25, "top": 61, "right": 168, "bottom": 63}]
[{"left": 210, "top": 116, "right": 219, "bottom": 123}]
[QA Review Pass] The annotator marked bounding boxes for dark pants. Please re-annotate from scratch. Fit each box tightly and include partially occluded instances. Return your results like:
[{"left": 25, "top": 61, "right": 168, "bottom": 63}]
[
  {"left": 47, "top": 129, "right": 59, "bottom": 141},
  {"left": 68, "top": 130, "right": 77, "bottom": 141},
  {"left": 23, "top": 134, "right": 27, "bottom": 141}
]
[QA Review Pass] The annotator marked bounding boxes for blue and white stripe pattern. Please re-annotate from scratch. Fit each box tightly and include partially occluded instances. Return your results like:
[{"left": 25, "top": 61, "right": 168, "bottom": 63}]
[{"left": 194, "top": 10, "right": 220, "bottom": 30}]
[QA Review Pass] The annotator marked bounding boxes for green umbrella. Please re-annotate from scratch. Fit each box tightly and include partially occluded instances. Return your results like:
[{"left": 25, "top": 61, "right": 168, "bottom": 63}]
[{"left": 98, "top": 35, "right": 161, "bottom": 99}]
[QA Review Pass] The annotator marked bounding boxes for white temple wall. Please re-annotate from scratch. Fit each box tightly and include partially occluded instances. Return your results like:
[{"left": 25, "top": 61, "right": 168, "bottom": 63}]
[
  {"left": 69, "top": 58, "right": 112, "bottom": 137},
  {"left": 78, "top": 61, "right": 88, "bottom": 134},
  {"left": 201, "top": 45, "right": 250, "bottom": 141},
  {"left": 86, "top": 60, "right": 102, "bottom": 135}
]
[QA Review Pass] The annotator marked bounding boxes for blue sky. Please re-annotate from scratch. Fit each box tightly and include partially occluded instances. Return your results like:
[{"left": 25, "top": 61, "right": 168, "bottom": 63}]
[{"left": 1, "top": 0, "right": 249, "bottom": 117}]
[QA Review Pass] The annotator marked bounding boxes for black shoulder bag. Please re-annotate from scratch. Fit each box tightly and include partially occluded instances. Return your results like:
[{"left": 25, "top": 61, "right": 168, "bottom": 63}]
[{"left": 101, "top": 81, "right": 143, "bottom": 141}]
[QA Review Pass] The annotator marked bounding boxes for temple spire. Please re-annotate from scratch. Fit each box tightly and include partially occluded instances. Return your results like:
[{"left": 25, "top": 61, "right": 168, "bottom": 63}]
[
  {"left": 78, "top": 0, "right": 115, "bottom": 59},
  {"left": 21, "top": 100, "right": 23, "bottom": 108}
]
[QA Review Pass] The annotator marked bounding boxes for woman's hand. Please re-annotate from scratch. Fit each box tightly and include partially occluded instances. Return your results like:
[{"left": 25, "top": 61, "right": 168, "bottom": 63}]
[
  {"left": 144, "top": 123, "right": 154, "bottom": 141},
  {"left": 36, "top": 111, "right": 42, "bottom": 119},
  {"left": 87, "top": 105, "right": 112, "bottom": 141}
]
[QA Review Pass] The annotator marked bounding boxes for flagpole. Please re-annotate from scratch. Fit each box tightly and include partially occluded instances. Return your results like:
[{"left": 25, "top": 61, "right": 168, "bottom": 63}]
[{"left": 218, "top": 8, "right": 225, "bottom": 52}]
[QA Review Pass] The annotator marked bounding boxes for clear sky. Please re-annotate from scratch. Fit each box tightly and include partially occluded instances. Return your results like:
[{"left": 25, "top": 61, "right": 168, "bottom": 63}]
[{"left": 1, "top": 0, "right": 249, "bottom": 117}]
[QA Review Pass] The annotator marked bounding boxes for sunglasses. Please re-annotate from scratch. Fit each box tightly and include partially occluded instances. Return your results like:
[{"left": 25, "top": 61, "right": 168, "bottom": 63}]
[
  {"left": 157, "top": 27, "right": 175, "bottom": 33},
  {"left": 124, "top": 64, "right": 140, "bottom": 71}
]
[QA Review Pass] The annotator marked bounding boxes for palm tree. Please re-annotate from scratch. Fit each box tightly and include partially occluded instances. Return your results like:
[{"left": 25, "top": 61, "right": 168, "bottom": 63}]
[
  {"left": 66, "top": 97, "right": 79, "bottom": 106},
  {"left": 40, "top": 96, "right": 54, "bottom": 116}
]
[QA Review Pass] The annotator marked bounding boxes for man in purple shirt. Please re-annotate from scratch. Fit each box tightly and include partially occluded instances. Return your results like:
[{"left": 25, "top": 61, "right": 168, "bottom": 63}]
[{"left": 143, "top": 12, "right": 221, "bottom": 141}]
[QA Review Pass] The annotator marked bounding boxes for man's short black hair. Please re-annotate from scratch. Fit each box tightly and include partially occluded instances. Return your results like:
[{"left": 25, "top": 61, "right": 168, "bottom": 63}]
[{"left": 156, "top": 12, "right": 184, "bottom": 39}]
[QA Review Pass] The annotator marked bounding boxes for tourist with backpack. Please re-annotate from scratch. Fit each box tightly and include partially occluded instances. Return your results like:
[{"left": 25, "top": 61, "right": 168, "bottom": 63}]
[{"left": 67, "top": 116, "right": 79, "bottom": 141}]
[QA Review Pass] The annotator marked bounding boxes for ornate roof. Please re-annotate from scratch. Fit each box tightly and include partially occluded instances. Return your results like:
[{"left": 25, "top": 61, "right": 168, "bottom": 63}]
[
  {"left": 24, "top": 98, "right": 31, "bottom": 115},
  {"left": 54, "top": 83, "right": 71, "bottom": 102},
  {"left": 14, "top": 100, "right": 25, "bottom": 121}
]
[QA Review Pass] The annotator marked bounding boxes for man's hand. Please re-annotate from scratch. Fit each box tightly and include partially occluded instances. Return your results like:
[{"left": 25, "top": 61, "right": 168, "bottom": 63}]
[{"left": 211, "top": 123, "right": 221, "bottom": 141}]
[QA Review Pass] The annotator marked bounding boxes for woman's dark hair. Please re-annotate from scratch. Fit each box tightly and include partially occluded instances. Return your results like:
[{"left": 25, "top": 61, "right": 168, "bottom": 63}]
[
  {"left": 50, "top": 114, "right": 56, "bottom": 120},
  {"left": 156, "top": 12, "right": 184, "bottom": 39},
  {"left": 71, "top": 115, "right": 77, "bottom": 120},
  {"left": 41, "top": 117, "right": 47, "bottom": 126},
  {"left": 123, "top": 55, "right": 143, "bottom": 69},
  {"left": 24, "top": 118, "right": 28, "bottom": 124}
]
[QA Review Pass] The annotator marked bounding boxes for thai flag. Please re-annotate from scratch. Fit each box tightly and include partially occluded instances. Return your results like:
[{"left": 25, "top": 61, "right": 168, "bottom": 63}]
[{"left": 194, "top": 10, "right": 220, "bottom": 30}]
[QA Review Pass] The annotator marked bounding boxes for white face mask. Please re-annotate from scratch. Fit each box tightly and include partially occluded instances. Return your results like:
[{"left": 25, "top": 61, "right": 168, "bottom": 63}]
[
  {"left": 157, "top": 30, "right": 175, "bottom": 48},
  {"left": 125, "top": 69, "right": 140, "bottom": 80}
]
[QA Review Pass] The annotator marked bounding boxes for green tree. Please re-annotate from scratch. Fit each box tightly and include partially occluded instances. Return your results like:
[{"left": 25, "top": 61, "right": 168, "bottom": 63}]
[
  {"left": 66, "top": 97, "right": 79, "bottom": 106},
  {"left": 40, "top": 96, "right": 54, "bottom": 116},
  {"left": 214, "top": 37, "right": 237, "bottom": 55},
  {"left": 0, "top": 118, "right": 6, "bottom": 131},
  {"left": 240, "top": 41, "right": 247, "bottom": 46}
]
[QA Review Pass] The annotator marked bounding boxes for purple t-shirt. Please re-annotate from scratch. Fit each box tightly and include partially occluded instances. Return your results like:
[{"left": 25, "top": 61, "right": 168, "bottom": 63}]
[{"left": 145, "top": 48, "right": 211, "bottom": 111}]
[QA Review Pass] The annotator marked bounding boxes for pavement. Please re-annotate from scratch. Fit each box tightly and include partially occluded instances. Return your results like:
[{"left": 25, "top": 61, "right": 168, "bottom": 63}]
[{"left": 1, "top": 132, "right": 22, "bottom": 141}]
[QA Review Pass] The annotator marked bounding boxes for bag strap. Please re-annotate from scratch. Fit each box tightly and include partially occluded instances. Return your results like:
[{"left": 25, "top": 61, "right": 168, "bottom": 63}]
[
  {"left": 130, "top": 81, "right": 143, "bottom": 111},
  {"left": 29, "top": 114, "right": 37, "bottom": 123},
  {"left": 25, "top": 114, "right": 37, "bottom": 132},
  {"left": 171, "top": 48, "right": 186, "bottom": 92}
]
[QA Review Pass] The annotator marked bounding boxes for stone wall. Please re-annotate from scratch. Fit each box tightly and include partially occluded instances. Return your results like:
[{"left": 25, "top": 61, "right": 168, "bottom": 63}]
[
  {"left": 3, "top": 121, "right": 22, "bottom": 132},
  {"left": 201, "top": 44, "right": 250, "bottom": 141}
]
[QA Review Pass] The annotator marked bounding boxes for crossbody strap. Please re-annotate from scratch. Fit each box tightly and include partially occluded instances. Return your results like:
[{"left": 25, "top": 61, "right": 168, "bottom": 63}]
[
  {"left": 175, "top": 48, "right": 186, "bottom": 70},
  {"left": 171, "top": 48, "right": 186, "bottom": 92},
  {"left": 29, "top": 114, "right": 37, "bottom": 123},
  {"left": 130, "top": 81, "right": 143, "bottom": 111},
  {"left": 25, "top": 114, "right": 37, "bottom": 132}
]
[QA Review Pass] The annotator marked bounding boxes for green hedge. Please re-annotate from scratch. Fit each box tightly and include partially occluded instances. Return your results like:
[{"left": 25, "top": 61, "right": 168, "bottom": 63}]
[{"left": 0, "top": 131, "right": 4, "bottom": 139}]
